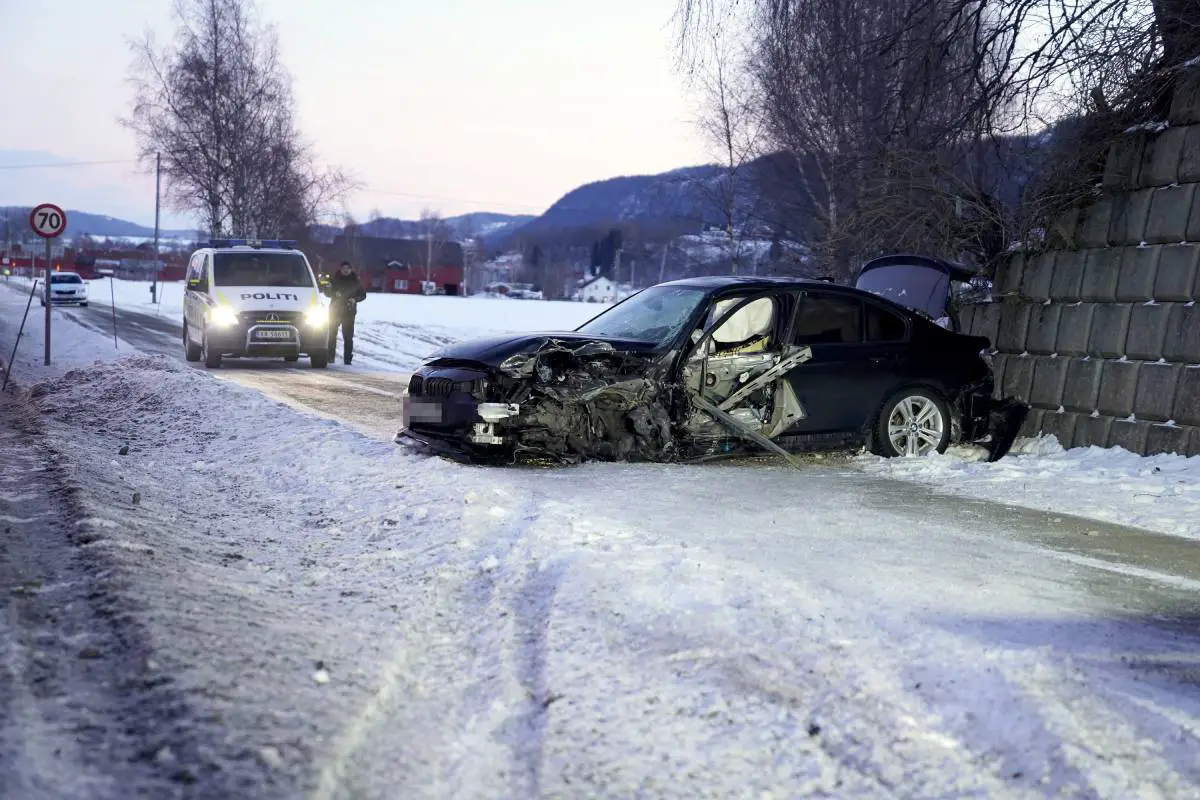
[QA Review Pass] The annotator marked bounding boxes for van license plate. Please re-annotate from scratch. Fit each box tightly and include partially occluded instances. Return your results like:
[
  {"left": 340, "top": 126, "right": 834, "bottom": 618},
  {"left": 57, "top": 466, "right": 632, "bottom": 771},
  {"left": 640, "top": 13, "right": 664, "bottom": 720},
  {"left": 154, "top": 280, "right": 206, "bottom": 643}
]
[{"left": 254, "top": 329, "right": 293, "bottom": 340}]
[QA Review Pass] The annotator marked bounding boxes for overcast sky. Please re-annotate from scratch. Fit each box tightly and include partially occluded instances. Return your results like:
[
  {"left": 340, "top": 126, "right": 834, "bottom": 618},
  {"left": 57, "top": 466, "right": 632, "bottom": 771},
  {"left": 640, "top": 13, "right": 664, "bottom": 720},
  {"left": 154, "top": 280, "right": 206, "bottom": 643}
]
[{"left": 0, "top": 0, "right": 710, "bottom": 228}]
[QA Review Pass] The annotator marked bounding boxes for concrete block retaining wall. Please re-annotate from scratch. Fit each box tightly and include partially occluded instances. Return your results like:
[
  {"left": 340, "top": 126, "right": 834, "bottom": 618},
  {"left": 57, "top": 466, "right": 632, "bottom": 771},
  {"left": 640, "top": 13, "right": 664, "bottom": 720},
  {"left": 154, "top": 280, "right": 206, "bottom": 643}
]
[{"left": 959, "top": 88, "right": 1200, "bottom": 456}]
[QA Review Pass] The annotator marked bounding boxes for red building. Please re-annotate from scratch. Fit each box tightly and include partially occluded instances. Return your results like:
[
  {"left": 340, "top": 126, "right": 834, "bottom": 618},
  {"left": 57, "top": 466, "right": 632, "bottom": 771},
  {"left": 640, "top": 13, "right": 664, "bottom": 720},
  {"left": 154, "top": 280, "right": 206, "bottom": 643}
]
[{"left": 313, "top": 234, "right": 465, "bottom": 295}]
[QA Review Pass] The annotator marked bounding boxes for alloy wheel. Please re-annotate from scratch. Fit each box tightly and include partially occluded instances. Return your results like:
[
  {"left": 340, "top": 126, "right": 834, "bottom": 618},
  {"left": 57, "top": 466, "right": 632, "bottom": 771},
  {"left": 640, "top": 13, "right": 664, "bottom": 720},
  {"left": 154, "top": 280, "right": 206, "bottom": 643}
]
[{"left": 887, "top": 395, "right": 945, "bottom": 457}]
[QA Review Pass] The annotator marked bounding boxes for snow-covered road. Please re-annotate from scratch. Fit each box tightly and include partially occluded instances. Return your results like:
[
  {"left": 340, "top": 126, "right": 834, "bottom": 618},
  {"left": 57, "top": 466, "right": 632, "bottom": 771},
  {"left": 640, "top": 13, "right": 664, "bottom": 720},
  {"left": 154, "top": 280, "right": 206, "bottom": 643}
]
[
  {"left": 2, "top": 280, "right": 1200, "bottom": 797},
  {"left": 6, "top": 354, "right": 1200, "bottom": 798}
]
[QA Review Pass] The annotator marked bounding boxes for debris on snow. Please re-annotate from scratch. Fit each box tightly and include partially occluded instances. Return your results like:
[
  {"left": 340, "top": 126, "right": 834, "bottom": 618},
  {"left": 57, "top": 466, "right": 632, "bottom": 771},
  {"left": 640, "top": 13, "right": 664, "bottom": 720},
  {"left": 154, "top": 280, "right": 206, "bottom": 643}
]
[{"left": 258, "top": 746, "right": 283, "bottom": 769}]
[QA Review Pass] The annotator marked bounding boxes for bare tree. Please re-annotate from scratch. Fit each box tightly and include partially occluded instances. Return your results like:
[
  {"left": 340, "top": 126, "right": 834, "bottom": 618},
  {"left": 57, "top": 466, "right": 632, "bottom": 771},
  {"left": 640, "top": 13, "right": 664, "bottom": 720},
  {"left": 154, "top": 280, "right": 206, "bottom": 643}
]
[
  {"left": 695, "top": 30, "right": 767, "bottom": 273},
  {"left": 417, "top": 207, "right": 452, "bottom": 283},
  {"left": 681, "top": 0, "right": 1013, "bottom": 276},
  {"left": 124, "top": 0, "right": 352, "bottom": 238}
]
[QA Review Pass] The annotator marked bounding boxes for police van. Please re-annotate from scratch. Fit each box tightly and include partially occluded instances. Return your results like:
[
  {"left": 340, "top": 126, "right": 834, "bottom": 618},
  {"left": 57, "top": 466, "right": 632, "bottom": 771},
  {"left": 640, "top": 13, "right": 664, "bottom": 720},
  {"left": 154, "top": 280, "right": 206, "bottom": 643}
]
[{"left": 182, "top": 239, "right": 331, "bottom": 368}]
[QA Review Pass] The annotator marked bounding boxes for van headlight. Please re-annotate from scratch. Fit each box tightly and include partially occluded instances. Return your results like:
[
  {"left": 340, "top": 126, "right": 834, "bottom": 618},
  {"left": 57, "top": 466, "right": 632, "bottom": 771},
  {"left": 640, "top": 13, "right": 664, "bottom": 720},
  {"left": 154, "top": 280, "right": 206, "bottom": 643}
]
[
  {"left": 208, "top": 305, "right": 239, "bottom": 327},
  {"left": 305, "top": 305, "right": 329, "bottom": 328}
]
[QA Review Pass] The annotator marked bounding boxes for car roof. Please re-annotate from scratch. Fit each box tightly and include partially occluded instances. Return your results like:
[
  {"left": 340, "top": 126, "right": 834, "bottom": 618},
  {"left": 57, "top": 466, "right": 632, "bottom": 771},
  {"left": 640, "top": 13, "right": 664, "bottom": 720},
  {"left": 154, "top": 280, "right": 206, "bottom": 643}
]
[
  {"left": 660, "top": 275, "right": 823, "bottom": 290},
  {"left": 656, "top": 273, "right": 937, "bottom": 323},
  {"left": 202, "top": 247, "right": 299, "bottom": 254},
  {"left": 660, "top": 274, "right": 883, "bottom": 300}
]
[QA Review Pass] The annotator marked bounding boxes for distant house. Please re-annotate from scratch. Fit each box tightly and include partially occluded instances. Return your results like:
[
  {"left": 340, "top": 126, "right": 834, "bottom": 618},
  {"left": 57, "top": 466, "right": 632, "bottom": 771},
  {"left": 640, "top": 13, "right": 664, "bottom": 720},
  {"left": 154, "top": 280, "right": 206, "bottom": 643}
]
[
  {"left": 315, "top": 234, "right": 465, "bottom": 295},
  {"left": 576, "top": 275, "right": 618, "bottom": 303}
]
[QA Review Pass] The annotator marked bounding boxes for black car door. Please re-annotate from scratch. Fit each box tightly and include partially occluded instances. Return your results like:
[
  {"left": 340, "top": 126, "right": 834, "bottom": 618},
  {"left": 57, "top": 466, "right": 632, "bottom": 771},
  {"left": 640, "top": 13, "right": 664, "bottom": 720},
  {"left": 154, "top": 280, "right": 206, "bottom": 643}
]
[{"left": 783, "top": 290, "right": 910, "bottom": 434}]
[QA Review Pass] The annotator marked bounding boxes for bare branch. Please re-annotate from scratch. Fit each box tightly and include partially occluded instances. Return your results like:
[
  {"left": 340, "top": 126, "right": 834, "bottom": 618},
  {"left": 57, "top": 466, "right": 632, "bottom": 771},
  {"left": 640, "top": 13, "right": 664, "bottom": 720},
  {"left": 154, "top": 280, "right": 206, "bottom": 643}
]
[{"left": 121, "top": 0, "right": 354, "bottom": 238}]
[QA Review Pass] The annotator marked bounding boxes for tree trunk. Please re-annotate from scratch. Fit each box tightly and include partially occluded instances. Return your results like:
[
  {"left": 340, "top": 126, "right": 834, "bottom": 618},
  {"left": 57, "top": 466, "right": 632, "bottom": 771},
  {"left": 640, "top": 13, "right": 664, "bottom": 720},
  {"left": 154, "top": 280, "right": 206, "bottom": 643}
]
[{"left": 1155, "top": 0, "right": 1200, "bottom": 68}]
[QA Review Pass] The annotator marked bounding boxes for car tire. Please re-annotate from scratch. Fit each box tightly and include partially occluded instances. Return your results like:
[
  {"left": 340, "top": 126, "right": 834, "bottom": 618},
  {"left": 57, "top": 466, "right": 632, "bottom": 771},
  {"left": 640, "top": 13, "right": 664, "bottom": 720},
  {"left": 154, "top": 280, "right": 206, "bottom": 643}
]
[
  {"left": 80, "top": 301, "right": 88, "bottom": 307},
  {"left": 309, "top": 350, "right": 328, "bottom": 369},
  {"left": 873, "top": 387, "right": 951, "bottom": 458},
  {"left": 202, "top": 329, "right": 222, "bottom": 368},
  {"left": 183, "top": 324, "right": 202, "bottom": 362}
]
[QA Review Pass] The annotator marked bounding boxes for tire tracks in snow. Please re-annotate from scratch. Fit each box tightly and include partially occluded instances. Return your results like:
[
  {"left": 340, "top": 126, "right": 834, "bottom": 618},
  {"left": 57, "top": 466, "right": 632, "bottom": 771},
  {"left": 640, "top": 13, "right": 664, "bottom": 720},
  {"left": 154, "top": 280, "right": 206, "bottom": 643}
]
[{"left": 310, "top": 480, "right": 567, "bottom": 800}]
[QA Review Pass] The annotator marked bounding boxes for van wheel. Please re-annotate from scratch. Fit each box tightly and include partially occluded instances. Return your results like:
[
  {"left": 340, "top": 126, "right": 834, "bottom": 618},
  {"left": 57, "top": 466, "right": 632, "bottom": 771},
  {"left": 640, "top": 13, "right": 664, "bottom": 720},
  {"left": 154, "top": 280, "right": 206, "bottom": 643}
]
[
  {"left": 310, "top": 350, "right": 328, "bottom": 369},
  {"left": 202, "top": 330, "right": 222, "bottom": 368},
  {"left": 183, "top": 324, "right": 202, "bottom": 362},
  {"left": 873, "top": 387, "right": 950, "bottom": 458}
]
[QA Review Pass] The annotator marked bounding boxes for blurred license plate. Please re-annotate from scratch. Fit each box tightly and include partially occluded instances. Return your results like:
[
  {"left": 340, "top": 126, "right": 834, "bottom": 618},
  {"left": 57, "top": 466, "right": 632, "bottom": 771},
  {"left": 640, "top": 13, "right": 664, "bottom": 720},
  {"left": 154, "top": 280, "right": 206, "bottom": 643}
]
[
  {"left": 406, "top": 398, "right": 443, "bottom": 423},
  {"left": 254, "top": 329, "right": 293, "bottom": 340}
]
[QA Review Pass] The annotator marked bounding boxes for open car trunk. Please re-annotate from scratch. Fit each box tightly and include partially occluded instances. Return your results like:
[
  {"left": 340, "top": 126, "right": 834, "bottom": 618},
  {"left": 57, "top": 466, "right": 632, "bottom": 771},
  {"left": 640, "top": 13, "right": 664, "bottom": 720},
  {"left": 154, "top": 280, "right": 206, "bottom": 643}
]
[{"left": 854, "top": 253, "right": 979, "bottom": 332}]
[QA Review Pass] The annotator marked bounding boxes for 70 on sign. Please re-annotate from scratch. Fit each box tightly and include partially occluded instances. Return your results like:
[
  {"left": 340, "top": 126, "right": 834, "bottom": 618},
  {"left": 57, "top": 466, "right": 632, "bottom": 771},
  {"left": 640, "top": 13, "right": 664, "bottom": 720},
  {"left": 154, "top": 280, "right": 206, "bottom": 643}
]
[{"left": 30, "top": 203, "right": 68, "bottom": 238}]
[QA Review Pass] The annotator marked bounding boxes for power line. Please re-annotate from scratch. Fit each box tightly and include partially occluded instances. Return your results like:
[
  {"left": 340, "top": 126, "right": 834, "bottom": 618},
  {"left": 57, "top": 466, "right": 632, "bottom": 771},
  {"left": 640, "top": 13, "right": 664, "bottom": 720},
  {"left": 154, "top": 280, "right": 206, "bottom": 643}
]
[{"left": 0, "top": 158, "right": 140, "bottom": 171}]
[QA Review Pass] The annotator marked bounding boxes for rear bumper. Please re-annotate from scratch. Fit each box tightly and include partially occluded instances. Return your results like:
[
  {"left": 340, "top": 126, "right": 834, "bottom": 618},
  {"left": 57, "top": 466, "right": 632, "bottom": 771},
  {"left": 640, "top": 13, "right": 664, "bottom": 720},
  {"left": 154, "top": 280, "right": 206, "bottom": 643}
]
[{"left": 956, "top": 378, "right": 1029, "bottom": 461}]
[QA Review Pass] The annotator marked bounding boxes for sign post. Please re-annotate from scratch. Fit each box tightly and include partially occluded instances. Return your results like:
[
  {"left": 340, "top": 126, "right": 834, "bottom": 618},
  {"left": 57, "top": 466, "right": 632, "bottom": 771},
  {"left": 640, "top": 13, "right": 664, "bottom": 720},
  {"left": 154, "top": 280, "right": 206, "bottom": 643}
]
[{"left": 29, "top": 203, "right": 67, "bottom": 366}]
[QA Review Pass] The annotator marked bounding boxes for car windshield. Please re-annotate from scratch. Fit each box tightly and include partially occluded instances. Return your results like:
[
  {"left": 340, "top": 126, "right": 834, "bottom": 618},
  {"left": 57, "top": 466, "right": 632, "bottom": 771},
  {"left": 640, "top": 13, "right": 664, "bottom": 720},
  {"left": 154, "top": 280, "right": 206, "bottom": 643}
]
[
  {"left": 212, "top": 251, "right": 314, "bottom": 287},
  {"left": 855, "top": 264, "right": 949, "bottom": 318},
  {"left": 51, "top": 274, "right": 83, "bottom": 284},
  {"left": 575, "top": 285, "right": 708, "bottom": 344}
]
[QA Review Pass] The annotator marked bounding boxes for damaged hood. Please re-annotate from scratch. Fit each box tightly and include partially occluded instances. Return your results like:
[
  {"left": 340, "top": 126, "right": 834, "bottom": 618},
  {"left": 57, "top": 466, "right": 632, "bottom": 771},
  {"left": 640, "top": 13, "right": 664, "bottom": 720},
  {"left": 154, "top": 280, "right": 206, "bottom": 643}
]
[{"left": 426, "top": 332, "right": 659, "bottom": 367}]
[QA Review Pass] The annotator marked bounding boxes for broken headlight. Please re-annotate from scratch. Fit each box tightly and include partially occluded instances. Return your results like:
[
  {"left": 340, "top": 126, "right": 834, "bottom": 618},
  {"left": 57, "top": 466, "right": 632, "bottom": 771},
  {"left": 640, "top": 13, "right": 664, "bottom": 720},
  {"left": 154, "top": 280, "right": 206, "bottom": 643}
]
[{"left": 536, "top": 361, "right": 555, "bottom": 383}]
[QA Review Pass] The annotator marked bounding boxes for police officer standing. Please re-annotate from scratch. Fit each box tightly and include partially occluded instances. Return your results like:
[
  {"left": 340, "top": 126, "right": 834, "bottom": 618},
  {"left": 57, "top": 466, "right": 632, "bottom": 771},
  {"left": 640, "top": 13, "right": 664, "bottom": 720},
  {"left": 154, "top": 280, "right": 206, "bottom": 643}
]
[{"left": 325, "top": 260, "right": 367, "bottom": 365}]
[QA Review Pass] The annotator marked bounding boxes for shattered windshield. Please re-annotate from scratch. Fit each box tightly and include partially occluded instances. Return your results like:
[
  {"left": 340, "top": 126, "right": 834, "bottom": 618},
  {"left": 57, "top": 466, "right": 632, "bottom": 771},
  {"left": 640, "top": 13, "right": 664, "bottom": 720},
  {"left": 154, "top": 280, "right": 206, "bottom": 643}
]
[
  {"left": 212, "top": 252, "right": 314, "bottom": 287},
  {"left": 575, "top": 285, "right": 707, "bottom": 344},
  {"left": 855, "top": 264, "right": 950, "bottom": 318}
]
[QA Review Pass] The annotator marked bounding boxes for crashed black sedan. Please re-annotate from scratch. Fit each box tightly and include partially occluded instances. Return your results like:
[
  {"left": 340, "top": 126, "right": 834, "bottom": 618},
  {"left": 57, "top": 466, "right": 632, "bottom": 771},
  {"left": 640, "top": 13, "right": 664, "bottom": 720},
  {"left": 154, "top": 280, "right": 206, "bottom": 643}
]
[{"left": 397, "top": 263, "right": 1026, "bottom": 465}]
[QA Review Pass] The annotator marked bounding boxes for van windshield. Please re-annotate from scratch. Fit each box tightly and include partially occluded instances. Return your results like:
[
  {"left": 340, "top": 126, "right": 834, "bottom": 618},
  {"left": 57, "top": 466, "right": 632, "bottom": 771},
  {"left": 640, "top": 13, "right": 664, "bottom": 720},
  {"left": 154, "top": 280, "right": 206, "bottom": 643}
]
[{"left": 212, "top": 252, "right": 314, "bottom": 287}]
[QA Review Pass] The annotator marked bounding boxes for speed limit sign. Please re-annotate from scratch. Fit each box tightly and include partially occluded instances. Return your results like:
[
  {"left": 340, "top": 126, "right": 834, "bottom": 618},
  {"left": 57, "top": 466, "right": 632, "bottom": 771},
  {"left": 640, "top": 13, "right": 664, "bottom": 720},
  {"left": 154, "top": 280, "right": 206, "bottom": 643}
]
[{"left": 30, "top": 203, "right": 67, "bottom": 238}]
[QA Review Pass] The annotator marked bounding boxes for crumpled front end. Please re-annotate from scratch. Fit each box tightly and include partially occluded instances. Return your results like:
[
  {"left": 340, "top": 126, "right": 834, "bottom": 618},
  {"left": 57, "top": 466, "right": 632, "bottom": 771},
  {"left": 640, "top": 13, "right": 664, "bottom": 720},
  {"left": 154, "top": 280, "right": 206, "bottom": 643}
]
[{"left": 397, "top": 338, "right": 675, "bottom": 464}]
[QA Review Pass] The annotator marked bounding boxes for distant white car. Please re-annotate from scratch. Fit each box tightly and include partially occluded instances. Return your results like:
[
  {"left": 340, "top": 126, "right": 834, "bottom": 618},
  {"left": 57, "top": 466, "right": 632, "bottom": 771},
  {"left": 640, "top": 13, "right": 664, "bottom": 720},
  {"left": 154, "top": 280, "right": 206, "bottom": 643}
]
[{"left": 43, "top": 271, "right": 89, "bottom": 307}]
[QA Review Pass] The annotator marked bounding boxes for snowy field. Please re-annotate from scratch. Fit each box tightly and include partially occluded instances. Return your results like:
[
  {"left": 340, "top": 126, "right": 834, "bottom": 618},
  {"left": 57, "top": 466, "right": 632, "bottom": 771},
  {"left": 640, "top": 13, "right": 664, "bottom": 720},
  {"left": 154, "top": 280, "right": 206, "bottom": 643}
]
[
  {"left": 49, "top": 277, "right": 607, "bottom": 371},
  {"left": 3, "top": 279, "right": 1200, "bottom": 795}
]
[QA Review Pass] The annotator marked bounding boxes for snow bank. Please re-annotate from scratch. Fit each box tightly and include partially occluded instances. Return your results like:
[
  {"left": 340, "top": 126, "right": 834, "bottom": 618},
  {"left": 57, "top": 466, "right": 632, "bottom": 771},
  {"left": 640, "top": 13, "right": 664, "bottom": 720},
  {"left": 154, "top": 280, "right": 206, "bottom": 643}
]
[
  {"left": 0, "top": 279, "right": 137, "bottom": 382},
  {"left": 858, "top": 436, "right": 1200, "bottom": 540}
]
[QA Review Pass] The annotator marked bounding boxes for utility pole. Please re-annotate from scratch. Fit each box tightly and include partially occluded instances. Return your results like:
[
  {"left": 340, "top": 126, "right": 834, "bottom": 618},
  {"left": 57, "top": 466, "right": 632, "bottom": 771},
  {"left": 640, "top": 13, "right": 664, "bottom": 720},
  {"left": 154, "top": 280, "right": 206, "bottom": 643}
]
[{"left": 151, "top": 152, "right": 161, "bottom": 303}]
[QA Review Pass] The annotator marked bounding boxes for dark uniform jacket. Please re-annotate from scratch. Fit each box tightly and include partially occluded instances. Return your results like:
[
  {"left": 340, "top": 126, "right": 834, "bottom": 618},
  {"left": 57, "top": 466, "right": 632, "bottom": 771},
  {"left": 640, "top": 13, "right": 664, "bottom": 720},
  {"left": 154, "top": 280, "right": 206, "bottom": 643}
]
[{"left": 327, "top": 270, "right": 367, "bottom": 316}]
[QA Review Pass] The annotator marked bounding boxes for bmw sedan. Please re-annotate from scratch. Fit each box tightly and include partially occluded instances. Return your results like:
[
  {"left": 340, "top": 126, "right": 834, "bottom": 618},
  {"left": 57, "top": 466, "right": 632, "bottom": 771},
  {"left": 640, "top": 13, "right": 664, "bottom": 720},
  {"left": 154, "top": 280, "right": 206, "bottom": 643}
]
[{"left": 397, "top": 267, "right": 1026, "bottom": 466}]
